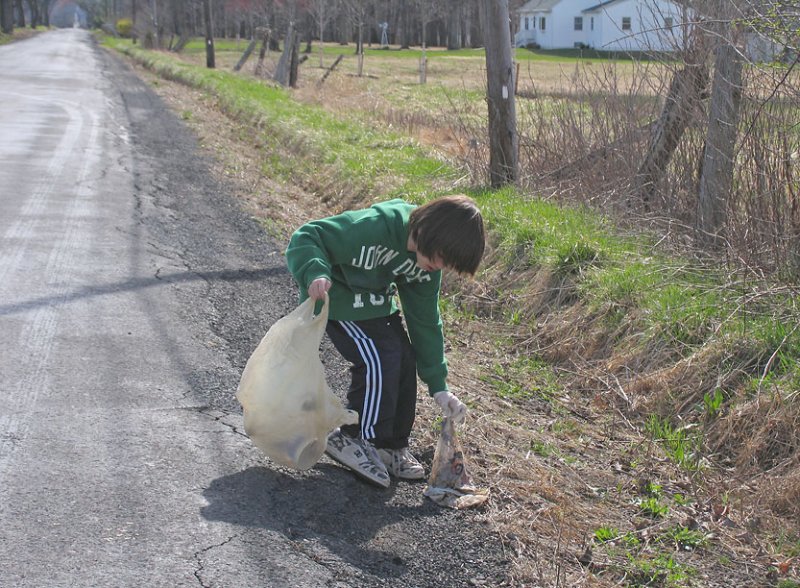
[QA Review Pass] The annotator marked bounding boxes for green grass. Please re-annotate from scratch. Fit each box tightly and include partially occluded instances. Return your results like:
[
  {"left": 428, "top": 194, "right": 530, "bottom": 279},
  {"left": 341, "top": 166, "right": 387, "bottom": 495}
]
[
  {"left": 471, "top": 187, "right": 632, "bottom": 268},
  {"left": 480, "top": 354, "right": 560, "bottom": 403},
  {"left": 200, "top": 41, "right": 650, "bottom": 63},
  {"left": 104, "top": 37, "right": 458, "bottom": 202},
  {"left": 0, "top": 26, "right": 48, "bottom": 45},
  {"left": 645, "top": 415, "right": 702, "bottom": 472},
  {"left": 662, "top": 525, "right": 709, "bottom": 550},
  {"left": 517, "top": 47, "right": 676, "bottom": 63},
  {"left": 625, "top": 553, "right": 695, "bottom": 587},
  {"left": 470, "top": 187, "right": 800, "bottom": 383},
  {"left": 639, "top": 496, "right": 670, "bottom": 518},
  {"left": 594, "top": 525, "right": 620, "bottom": 543}
]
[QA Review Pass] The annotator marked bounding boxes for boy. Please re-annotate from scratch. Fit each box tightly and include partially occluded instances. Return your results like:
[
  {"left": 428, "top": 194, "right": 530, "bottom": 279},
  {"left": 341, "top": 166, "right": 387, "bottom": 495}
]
[{"left": 286, "top": 195, "right": 485, "bottom": 487}]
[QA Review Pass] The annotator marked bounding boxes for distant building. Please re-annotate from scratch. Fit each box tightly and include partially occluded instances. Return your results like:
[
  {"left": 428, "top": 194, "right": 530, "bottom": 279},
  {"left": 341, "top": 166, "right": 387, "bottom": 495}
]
[{"left": 514, "top": 0, "right": 691, "bottom": 52}]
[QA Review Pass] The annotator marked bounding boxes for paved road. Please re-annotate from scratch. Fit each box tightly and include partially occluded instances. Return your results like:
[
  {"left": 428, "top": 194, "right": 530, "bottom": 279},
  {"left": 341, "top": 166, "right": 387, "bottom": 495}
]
[{"left": 0, "top": 29, "right": 507, "bottom": 587}]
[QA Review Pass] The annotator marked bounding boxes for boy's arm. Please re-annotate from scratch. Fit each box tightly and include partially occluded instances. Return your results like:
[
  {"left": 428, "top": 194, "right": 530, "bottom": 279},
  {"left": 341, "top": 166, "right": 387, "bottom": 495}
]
[
  {"left": 286, "top": 218, "right": 342, "bottom": 294},
  {"left": 397, "top": 277, "right": 448, "bottom": 396}
]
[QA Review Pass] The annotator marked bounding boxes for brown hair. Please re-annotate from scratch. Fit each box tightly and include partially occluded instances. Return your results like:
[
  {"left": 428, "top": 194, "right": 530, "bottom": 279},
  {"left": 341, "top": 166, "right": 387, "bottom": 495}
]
[{"left": 408, "top": 195, "right": 485, "bottom": 275}]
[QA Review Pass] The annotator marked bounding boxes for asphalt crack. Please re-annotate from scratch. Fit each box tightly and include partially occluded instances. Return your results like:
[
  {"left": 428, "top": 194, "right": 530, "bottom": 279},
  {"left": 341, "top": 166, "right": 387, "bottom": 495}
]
[
  {"left": 192, "top": 534, "right": 239, "bottom": 588},
  {"left": 198, "top": 406, "right": 248, "bottom": 438}
]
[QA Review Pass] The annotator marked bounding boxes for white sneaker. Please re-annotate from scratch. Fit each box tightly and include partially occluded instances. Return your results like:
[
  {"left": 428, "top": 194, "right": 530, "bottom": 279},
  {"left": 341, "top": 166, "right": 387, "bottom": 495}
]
[
  {"left": 325, "top": 429, "right": 390, "bottom": 488},
  {"left": 376, "top": 447, "right": 426, "bottom": 480}
]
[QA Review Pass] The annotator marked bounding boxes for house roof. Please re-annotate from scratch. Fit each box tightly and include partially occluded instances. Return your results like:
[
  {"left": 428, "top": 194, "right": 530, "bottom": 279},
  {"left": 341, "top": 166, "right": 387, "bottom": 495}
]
[
  {"left": 518, "top": 0, "right": 562, "bottom": 13},
  {"left": 583, "top": 0, "right": 624, "bottom": 12}
]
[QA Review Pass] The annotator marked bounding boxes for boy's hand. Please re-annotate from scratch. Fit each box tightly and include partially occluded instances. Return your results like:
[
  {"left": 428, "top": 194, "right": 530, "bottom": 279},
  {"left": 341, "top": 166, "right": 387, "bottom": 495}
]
[
  {"left": 308, "top": 277, "right": 331, "bottom": 300},
  {"left": 433, "top": 391, "right": 467, "bottom": 423}
]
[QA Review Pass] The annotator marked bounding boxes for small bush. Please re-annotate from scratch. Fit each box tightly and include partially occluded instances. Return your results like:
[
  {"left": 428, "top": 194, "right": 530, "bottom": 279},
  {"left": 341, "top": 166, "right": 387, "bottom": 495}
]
[
  {"left": 555, "top": 241, "right": 600, "bottom": 276},
  {"left": 594, "top": 526, "right": 619, "bottom": 543},
  {"left": 639, "top": 497, "right": 669, "bottom": 518},
  {"left": 116, "top": 18, "right": 133, "bottom": 38}
]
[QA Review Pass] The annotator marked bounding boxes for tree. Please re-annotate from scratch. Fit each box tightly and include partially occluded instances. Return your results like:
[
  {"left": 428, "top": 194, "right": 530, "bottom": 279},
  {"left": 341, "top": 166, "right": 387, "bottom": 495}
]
[
  {"left": 342, "top": 0, "right": 367, "bottom": 75},
  {"left": 446, "top": 0, "right": 461, "bottom": 49},
  {"left": 275, "top": 1, "right": 300, "bottom": 86},
  {"left": 13, "top": 0, "right": 24, "bottom": 27},
  {"left": 697, "top": 20, "right": 744, "bottom": 244},
  {"left": 481, "top": 0, "right": 517, "bottom": 186},
  {"left": 634, "top": 31, "right": 710, "bottom": 205},
  {"left": 203, "top": 0, "right": 215, "bottom": 67},
  {"left": 1, "top": 0, "right": 13, "bottom": 33},
  {"left": 309, "top": 0, "right": 335, "bottom": 67},
  {"left": 397, "top": 0, "right": 409, "bottom": 48}
]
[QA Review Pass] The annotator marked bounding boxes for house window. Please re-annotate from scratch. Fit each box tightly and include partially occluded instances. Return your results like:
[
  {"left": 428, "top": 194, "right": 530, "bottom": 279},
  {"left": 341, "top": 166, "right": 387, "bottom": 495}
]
[
  {"left": 540, "top": 17, "right": 546, "bottom": 31},
  {"left": 574, "top": 17, "right": 583, "bottom": 31},
  {"left": 524, "top": 17, "right": 530, "bottom": 30},
  {"left": 621, "top": 16, "right": 631, "bottom": 30},
  {"left": 590, "top": 17, "right": 594, "bottom": 31},
  {"left": 664, "top": 17, "right": 673, "bottom": 28}
]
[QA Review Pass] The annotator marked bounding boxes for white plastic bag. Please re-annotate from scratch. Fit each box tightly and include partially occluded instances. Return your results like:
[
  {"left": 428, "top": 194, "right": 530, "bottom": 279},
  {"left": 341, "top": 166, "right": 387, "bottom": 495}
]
[{"left": 236, "top": 296, "right": 358, "bottom": 470}]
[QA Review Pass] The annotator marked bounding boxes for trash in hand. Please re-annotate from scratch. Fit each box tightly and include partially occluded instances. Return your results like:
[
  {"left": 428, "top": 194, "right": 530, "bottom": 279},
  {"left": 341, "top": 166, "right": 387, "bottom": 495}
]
[
  {"left": 236, "top": 296, "right": 358, "bottom": 470},
  {"left": 424, "top": 416, "right": 489, "bottom": 509}
]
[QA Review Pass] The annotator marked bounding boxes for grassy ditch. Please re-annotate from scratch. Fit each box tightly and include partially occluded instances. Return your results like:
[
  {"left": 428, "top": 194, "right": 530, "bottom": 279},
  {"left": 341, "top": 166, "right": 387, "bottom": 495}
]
[
  {"left": 107, "top": 38, "right": 458, "bottom": 207},
  {"left": 0, "top": 26, "right": 48, "bottom": 45},
  {"left": 107, "top": 38, "right": 800, "bottom": 586}
]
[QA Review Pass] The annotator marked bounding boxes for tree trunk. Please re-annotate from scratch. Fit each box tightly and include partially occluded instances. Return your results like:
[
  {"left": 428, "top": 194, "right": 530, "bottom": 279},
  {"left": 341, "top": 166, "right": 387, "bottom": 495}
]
[
  {"left": 233, "top": 37, "right": 257, "bottom": 70},
  {"left": 151, "top": 0, "right": 159, "bottom": 47},
  {"left": 289, "top": 31, "right": 300, "bottom": 87},
  {"left": 303, "top": 11, "right": 313, "bottom": 53},
  {"left": 170, "top": 0, "right": 182, "bottom": 40},
  {"left": 481, "top": 0, "right": 517, "bottom": 187},
  {"left": 419, "top": 44, "right": 426, "bottom": 83},
  {"left": 131, "top": 0, "right": 137, "bottom": 41},
  {"left": 28, "top": 0, "right": 38, "bottom": 28},
  {"left": 1, "top": 0, "right": 13, "bottom": 33},
  {"left": 319, "top": 19, "right": 325, "bottom": 67},
  {"left": 634, "top": 63, "right": 708, "bottom": 204},
  {"left": 14, "top": 0, "right": 24, "bottom": 27},
  {"left": 274, "top": 21, "right": 295, "bottom": 85},
  {"left": 254, "top": 27, "right": 271, "bottom": 76},
  {"left": 318, "top": 53, "right": 343, "bottom": 86},
  {"left": 464, "top": 6, "right": 472, "bottom": 47},
  {"left": 172, "top": 0, "right": 193, "bottom": 51},
  {"left": 447, "top": 0, "right": 461, "bottom": 49},
  {"left": 356, "top": 10, "right": 364, "bottom": 76},
  {"left": 399, "top": 0, "right": 408, "bottom": 48},
  {"left": 697, "top": 39, "right": 743, "bottom": 245},
  {"left": 203, "top": 0, "right": 215, "bottom": 68}
]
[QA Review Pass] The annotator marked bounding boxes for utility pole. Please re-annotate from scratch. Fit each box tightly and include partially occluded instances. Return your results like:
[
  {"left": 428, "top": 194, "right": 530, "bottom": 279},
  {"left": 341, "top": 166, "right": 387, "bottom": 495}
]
[{"left": 481, "top": 0, "right": 518, "bottom": 187}]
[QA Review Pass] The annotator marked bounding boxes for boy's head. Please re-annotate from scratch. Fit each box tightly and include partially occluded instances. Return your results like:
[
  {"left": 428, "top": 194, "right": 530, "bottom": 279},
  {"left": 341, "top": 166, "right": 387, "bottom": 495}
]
[{"left": 408, "top": 195, "right": 485, "bottom": 276}]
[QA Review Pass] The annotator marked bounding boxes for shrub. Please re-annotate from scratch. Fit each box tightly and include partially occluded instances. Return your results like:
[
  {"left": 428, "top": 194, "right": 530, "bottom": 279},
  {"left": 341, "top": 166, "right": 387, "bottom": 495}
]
[{"left": 116, "top": 18, "right": 133, "bottom": 38}]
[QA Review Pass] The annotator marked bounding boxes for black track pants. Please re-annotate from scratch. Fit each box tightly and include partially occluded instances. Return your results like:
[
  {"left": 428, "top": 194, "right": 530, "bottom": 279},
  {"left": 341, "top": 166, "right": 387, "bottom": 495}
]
[{"left": 325, "top": 311, "right": 417, "bottom": 450}]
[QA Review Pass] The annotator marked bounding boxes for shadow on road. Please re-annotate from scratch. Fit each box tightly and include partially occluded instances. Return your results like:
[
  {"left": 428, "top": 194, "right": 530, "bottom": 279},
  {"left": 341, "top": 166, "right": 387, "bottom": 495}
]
[
  {"left": 0, "top": 267, "right": 288, "bottom": 316},
  {"left": 200, "top": 465, "right": 441, "bottom": 580}
]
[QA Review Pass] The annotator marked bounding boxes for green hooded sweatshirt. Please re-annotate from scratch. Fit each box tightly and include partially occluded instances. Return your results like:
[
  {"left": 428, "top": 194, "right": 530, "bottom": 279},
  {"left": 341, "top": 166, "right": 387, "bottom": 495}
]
[{"left": 285, "top": 199, "right": 447, "bottom": 395}]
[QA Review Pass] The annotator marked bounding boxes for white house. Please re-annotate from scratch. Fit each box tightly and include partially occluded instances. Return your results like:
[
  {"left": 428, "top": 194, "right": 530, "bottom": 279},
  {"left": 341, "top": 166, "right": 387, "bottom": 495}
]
[{"left": 514, "top": 0, "right": 690, "bottom": 52}]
